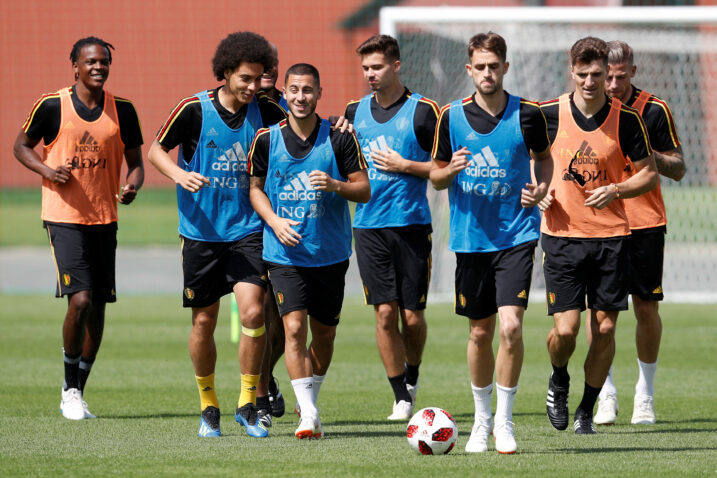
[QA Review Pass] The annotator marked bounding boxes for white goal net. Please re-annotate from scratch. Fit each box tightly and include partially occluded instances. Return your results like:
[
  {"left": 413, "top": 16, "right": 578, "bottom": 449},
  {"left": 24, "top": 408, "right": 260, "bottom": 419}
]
[{"left": 380, "top": 6, "right": 717, "bottom": 303}]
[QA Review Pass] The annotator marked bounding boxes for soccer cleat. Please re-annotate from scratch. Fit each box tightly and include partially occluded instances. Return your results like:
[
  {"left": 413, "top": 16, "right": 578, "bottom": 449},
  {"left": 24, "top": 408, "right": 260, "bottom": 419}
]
[
  {"left": 631, "top": 394, "right": 656, "bottom": 425},
  {"left": 546, "top": 374, "right": 569, "bottom": 431},
  {"left": 235, "top": 403, "right": 269, "bottom": 438},
  {"left": 493, "top": 420, "right": 517, "bottom": 454},
  {"left": 82, "top": 399, "right": 97, "bottom": 419},
  {"left": 594, "top": 393, "right": 619, "bottom": 425},
  {"left": 294, "top": 402, "right": 301, "bottom": 418},
  {"left": 387, "top": 400, "right": 413, "bottom": 420},
  {"left": 295, "top": 414, "right": 323, "bottom": 439},
  {"left": 198, "top": 406, "right": 221, "bottom": 437},
  {"left": 268, "top": 376, "right": 285, "bottom": 418},
  {"left": 257, "top": 407, "right": 272, "bottom": 428},
  {"left": 465, "top": 417, "right": 492, "bottom": 453},
  {"left": 573, "top": 408, "right": 597, "bottom": 435},
  {"left": 60, "top": 388, "right": 85, "bottom": 421},
  {"left": 406, "top": 382, "right": 418, "bottom": 403}
]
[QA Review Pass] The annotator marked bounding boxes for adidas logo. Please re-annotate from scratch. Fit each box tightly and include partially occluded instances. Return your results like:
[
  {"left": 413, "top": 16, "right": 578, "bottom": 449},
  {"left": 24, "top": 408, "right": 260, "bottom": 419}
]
[
  {"left": 202, "top": 386, "right": 212, "bottom": 392},
  {"left": 367, "top": 135, "right": 390, "bottom": 153},
  {"left": 207, "top": 140, "right": 218, "bottom": 149},
  {"left": 211, "top": 141, "right": 247, "bottom": 172},
  {"left": 469, "top": 146, "right": 500, "bottom": 168},
  {"left": 278, "top": 171, "right": 322, "bottom": 201},
  {"left": 75, "top": 130, "right": 101, "bottom": 153},
  {"left": 207, "top": 127, "right": 219, "bottom": 136},
  {"left": 356, "top": 120, "right": 367, "bottom": 129},
  {"left": 652, "top": 286, "right": 663, "bottom": 294},
  {"left": 466, "top": 131, "right": 479, "bottom": 141},
  {"left": 517, "top": 290, "right": 527, "bottom": 299}
]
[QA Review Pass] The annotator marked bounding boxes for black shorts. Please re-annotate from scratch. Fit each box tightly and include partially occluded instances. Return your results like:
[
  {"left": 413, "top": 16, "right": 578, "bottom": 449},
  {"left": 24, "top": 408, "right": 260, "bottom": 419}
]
[
  {"left": 542, "top": 234, "right": 629, "bottom": 315},
  {"left": 267, "top": 260, "right": 349, "bottom": 327},
  {"left": 629, "top": 227, "right": 665, "bottom": 301},
  {"left": 45, "top": 221, "right": 117, "bottom": 303},
  {"left": 181, "top": 232, "right": 267, "bottom": 308},
  {"left": 353, "top": 225, "right": 432, "bottom": 310},
  {"left": 454, "top": 241, "right": 537, "bottom": 320}
]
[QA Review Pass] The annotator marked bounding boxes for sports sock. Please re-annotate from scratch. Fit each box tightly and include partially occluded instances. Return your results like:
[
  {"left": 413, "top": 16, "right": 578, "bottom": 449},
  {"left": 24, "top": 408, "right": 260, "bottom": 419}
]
[
  {"left": 78, "top": 355, "right": 95, "bottom": 392},
  {"left": 551, "top": 363, "right": 570, "bottom": 388},
  {"left": 238, "top": 373, "right": 261, "bottom": 408},
  {"left": 195, "top": 373, "right": 219, "bottom": 411},
  {"left": 312, "top": 374, "right": 325, "bottom": 405},
  {"left": 63, "top": 348, "right": 81, "bottom": 391},
  {"left": 471, "top": 382, "right": 493, "bottom": 422},
  {"left": 405, "top": 362, "right": 420, "bottom": 387},
  {"left": 256, "top": 395, "right": 271, "bottom": 411},
  {"left": 635, "top": 359, "right": 657, "bottom": 397},
  {"left": 494, "top": 383, "right": 518, "bottom": 425},
  {"left": 599, "top": 365, "right": 616, "bottom": 400},
  {"left": 388, "top": 373, "right": 412, "bottom": 403},
  {"left": 291, "top": 377, "right": 318, "bottom": 418},
  {"left": 577, "top": 382, "right": 601, "bottom": 415}
]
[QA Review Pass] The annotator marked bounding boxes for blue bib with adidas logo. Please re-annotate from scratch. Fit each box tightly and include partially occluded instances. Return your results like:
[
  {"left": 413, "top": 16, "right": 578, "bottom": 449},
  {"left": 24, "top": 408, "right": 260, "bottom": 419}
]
[
  {"left": 352, "top": 93, "right": 431, "bottom": 228},
  {"left": 262, "top": 119, "right": 352, "bottom": 267},
  {"left": 177, "top": 90, "right": 263, "bottom": 242},
  {"left": 447, "top": 94, "right": 539, "bottom": 252}
]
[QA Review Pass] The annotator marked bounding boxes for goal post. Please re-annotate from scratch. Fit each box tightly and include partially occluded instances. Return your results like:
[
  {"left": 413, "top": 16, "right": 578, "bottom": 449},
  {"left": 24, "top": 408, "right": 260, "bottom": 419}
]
[{"left": 380, "top": 6, "right": 717, "bottom": 303}]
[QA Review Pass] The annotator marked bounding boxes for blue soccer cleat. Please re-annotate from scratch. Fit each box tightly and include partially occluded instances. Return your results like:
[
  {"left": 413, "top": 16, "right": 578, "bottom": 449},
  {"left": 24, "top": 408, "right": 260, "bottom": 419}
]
[
  {"left": 198, "top": 406, "right": 221, "bottom": 437},
  {"left": 235, "top": 403, "right": 269, "bottom": 438}
]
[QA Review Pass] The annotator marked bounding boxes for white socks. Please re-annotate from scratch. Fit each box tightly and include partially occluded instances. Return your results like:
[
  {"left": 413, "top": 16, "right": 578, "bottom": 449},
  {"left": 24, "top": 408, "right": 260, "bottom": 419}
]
[
  {"left": 635, "top": 359, "right": 657, "bottom": 397},
  {"left": 312, "top": 374, "right": 325, "bottom": 404},
  {"left": 599, "top": 365, "right": 617, "bottom": 400},
  {"left": 291, "top": 377, "right": 318, "bottom": 418},
  {"left": 471, "top": 383, "right": 493, "bottom": 422},
  {"left": 494, "top": 384, "right": 518, "bottom": 425}
]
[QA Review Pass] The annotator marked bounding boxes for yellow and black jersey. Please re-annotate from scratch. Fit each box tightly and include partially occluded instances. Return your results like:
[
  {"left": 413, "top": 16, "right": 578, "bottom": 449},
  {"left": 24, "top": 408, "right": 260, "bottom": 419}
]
[{"left": 627, "top": 87, "right": 681, "bottom": 153}]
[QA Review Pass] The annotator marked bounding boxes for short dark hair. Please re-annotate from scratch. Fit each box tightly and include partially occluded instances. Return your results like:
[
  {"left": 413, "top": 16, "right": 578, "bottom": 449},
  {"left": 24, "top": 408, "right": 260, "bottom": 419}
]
[
  {"left": 356, "top": 34, "right": 400, "bottom": 62},
  {"left": 468, "top": 32, "right": 507, "bottom": 62},
  {"left": 284, "top": 63, "right": 320, "bottom": 87},
  {"left": 570, "top": 36, "right": 609, "bottom": 67},
  {"left": 211, "top": 32, "right": 274, "bottom": 81},
  {"left": 70, "top": 36, "right": 114, "bottom": 64},
  {"left": 607, "top": 40, "right": 634, "bottom": 66}
]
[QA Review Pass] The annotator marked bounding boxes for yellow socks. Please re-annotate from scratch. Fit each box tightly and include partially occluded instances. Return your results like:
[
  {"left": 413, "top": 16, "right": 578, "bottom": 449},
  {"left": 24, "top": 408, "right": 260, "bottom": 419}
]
[
  {"left": 196, "top": 373, "right": 219, "bottom": 411},
  {"left": 238, "top": 374, "right": 261, "bottom": 408}
]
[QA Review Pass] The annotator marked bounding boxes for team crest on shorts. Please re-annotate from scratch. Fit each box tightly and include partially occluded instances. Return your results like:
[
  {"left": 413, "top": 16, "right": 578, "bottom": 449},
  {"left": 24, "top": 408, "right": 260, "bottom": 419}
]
[
  {"left": 277, "top": 291, "right": 284, "bottom": 305},
  {"left": 459, "top": 293, "right": 466, "bottom": 308},
  {"left": 184, "top": 288, "right": 195, "bottom": 300},
  {"left": 548, "top": 291, "right": 556, "bottom": 305},
  {"left": 62, "top": 273, "right": 71, "bottom": 286}
]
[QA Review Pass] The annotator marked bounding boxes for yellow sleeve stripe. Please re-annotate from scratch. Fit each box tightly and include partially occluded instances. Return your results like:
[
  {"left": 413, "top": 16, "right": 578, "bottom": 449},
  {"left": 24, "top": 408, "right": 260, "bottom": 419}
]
[
  {"left": 22, "top": 92, "right": 60, "bottom": 132},
  {"left": 156, "top": 95, "right": 201, "bottom": 143},
  {"left": 623, "top": 106, "right": 654, "bottom": 157},
  {"left": 647, "top": 97, "right": 681, "bottom": 148},
  {"left": 431, "top": 104, "right": 451, "bottom": 159}
]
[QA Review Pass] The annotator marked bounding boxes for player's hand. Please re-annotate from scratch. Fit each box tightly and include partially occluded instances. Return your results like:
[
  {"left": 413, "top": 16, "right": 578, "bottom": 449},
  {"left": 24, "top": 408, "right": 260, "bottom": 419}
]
[
  {"left": 447, "top": 147, "right": 470, "bottom": 177},
  {"left": 309, "top": 170, "right": 338, "bottom": 192},
  {"left": 117, "top": 184, "right": 138, "bottom": 205},
  {"left": 177, "top": 171, "right": 210, "bottom": 193},
  {"left": 270, "top": 217, "right": 302, "bottom": 246},
  {"left": 47, "top": 165, "right": 71, "bottom": 184},
  {"left": 371, "top": 147, "right": 405, "bottom": 173},
  {"left": 330, "top": 115, "right": 353, "bottom": 134},
  {"left": 537, "top": 188, "right": 554, "bottom": 212},
  {"left": 521, "top": 182, "right": 548, "bottom": 208},
  {"left": 584, "top": 184, "right": 617, "bottom": 209}
]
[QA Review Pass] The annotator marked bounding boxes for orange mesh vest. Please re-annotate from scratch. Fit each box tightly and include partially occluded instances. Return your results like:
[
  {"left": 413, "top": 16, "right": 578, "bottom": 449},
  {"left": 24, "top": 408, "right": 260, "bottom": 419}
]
[
  {"left": 541, "top": 94, "right": 630, "bottom": 238},
  {"left": 41, "top": 87, "right": 124, "bottom": 225},
  {"left": 621, "top": 90, "right": 666, "bottom": 229}
]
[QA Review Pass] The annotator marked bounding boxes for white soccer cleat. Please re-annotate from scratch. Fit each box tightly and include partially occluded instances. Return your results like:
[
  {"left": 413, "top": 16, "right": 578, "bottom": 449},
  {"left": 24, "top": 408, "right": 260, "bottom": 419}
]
[
  {"left": 60, "top": 388, "right": 85, "bottom": 421},
  {"left": 387, "top": 400, "right": 413, "bottom": 420},
  {"left": 594, "top": 393, "right": 618, "bottom": 425},
  {"left": 493, "top": 420, "right": 517, "bottom": 454},
  {"left": 407, "top": 383, "right": 418, "bottom": 403},
  {"left": 82, "top": 399, "right": 97, "bottom": 419},
  {"left": 295, "top": 414, "right": 323, "bottom": 439},
  {"left": 631, "top": 394, "right": 656, "bottom": 425},
  {"left": 465, "top": 417, "right": 492, "bottom": 453}
]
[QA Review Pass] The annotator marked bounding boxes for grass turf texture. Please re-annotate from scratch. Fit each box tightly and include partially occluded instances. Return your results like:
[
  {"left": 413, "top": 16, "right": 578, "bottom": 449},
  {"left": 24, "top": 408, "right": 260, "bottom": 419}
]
[
  {"left": 0, "top": 295, "right": 715, "bottom": 477},
  {"left": 1, "top": 186, "right": 716, "bottom": 246}
]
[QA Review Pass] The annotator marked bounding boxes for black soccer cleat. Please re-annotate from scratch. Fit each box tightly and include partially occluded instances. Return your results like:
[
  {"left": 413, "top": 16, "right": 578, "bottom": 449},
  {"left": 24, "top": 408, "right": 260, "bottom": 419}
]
[
  {"left": 574, "top": 407, "right": 597, "bottom": 435},
  {"left": 268, "top": 376, "right": 285, "bottom": 418},
  {"left": 546, "top": 373, "right": 570, "bottom": 431}
]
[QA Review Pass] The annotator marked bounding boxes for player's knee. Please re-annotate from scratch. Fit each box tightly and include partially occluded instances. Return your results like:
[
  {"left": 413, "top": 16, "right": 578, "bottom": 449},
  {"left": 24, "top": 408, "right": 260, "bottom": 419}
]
[
  {"left": 469, "top": 325, "right": 492, "bottom": 347},
  {"left": 69, "top": 291, "right": 92, "bottom": 314},
  {"left": 633, "top": 298, "right": 659, "bottom": 323},
  {"left": 375, "top": 303, "right": 399, "bottom": 324},
  {"left": 240, "top": 303, "right": 264, "bottom": 329},
  {"left": 595, "top": 318, "right": 617, "bottom": 338},
  {"left": 499, "top": 320, "right": 523, "bottom": 345},
  {"left": 402, "top": 310, "right": 425, "bottom": 329}
]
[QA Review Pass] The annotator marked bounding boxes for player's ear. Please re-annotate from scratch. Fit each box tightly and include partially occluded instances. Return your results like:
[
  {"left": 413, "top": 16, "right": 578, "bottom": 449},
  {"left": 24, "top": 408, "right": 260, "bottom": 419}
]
[
  {"left": 631, "top": 64, "right": 637, "bottom": 78},
  {"left": 224, "top": 68, "right": 233, "bottom": 82},
  {"left": 393, "top": 60, "right": 401, "bottom": 73},
  {"left": 317, "top": 86, "right": 322, "bottom": 101},
  {"left": 504, "top": 61, "right": 510, "bottom": 75},
  {"left": 465, "top": 63, "right": 472, "bottom": 76}
]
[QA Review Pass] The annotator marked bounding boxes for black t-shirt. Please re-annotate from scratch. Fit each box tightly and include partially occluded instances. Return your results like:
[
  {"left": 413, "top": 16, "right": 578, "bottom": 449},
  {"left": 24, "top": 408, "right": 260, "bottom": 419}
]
[
  {"left": 156, "top": 87, "right": 286, "bottom": 159},
  {"left": 23, "top": 85, "right": 143, "bottom": 149},
  {"left": 344, "top": 88, "right": 438, "bottom": 154},
  {"left": 433, "top": 92, "right": 550, "bottom": 163},
  {"left": 248, "top": 116, "right": 366, "bottom": 179},
  {"left": 540, "top": 93, "right": 651, "bottom": 162},
  {"left": 627, "top": 87, "right": 681, "bottom": 152}
]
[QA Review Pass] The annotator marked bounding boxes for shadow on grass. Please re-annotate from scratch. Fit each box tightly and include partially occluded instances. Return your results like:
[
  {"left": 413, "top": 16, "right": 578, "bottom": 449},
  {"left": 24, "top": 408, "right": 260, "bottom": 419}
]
[
  {"left": 547, "top": 446, "right": 717, "bottom": 454},
  {"left": 102, "top": 412, "right": 197, "bottom": 419}
]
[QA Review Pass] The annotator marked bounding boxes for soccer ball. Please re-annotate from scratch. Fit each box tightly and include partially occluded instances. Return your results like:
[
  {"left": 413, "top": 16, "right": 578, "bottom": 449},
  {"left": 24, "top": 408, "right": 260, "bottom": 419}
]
[{"left": 406, "top": 407, "right": 458, "bottom": 455}]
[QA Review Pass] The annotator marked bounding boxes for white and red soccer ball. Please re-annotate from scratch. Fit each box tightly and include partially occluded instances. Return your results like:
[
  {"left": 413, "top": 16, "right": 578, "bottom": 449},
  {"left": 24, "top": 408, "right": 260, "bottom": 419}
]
[{"left": 406, "top": 407, "right": 458, "bottom": 455}]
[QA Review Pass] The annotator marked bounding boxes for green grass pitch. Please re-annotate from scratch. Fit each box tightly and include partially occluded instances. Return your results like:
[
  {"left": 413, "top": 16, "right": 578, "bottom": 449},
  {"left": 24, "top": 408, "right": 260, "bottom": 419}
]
[{"left": 0, "top": 295, "right": 715, "bottom": 477}]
